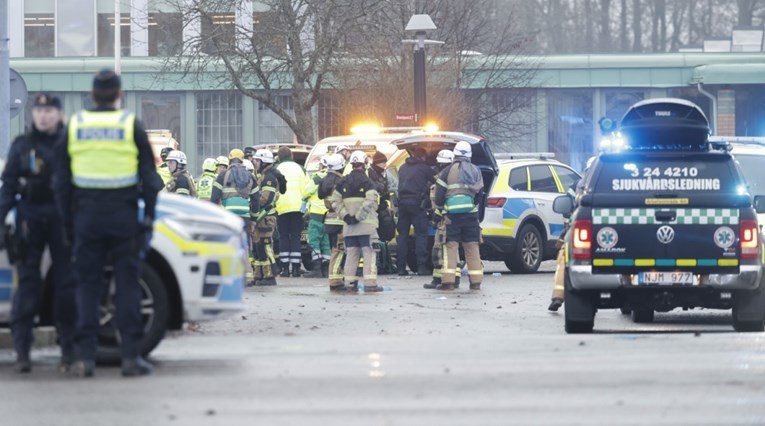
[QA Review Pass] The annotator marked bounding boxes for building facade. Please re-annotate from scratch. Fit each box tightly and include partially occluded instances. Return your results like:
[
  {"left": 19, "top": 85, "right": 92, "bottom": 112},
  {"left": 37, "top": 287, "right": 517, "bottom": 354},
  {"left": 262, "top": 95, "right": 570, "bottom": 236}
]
[{"left": 8, "top": 1, "right": 765, "bottom": 173}]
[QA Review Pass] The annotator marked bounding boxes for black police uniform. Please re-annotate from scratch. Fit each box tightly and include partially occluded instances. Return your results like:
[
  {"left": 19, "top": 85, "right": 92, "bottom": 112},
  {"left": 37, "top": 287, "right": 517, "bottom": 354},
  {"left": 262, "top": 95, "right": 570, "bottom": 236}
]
[
  {"left": 0, "top": 96, "right": 76, "bottom": 370},
  {"left": 54, "top": 72, "right": 163, "bottom": 375},
  {"left": 395, "top": 155, "right": 435, "bottom": 274}
]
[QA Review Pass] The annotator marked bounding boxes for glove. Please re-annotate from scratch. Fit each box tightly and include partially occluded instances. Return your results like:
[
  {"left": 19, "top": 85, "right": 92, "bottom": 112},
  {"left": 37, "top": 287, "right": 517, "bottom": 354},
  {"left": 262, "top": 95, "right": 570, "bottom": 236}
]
[{"left": 343, "top": 214, "right": 359, "bottom": 225}]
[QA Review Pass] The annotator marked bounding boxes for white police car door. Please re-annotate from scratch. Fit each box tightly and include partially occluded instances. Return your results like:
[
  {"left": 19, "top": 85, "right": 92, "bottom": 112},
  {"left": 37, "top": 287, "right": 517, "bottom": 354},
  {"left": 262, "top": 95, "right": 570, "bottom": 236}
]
[{"left": 526, "top": 165, "right": 566, "bottom": 239}]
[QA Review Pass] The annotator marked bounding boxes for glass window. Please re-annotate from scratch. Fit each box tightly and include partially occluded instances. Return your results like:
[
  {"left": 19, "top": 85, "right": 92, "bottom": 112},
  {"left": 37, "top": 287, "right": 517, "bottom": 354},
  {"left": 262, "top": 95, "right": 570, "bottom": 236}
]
[
  {"left": 528, "top": 165, "right": 558, "bottom": 193},
  {"left": 547, "top": 90, "right": 593, "bottom": 172},
  {"left": 140, "top": 93, "right": 182, "bottom": 145},
  {"left": 201, "top": 13, "right": 235, "bottom": 55},
  {"left": 553, "top": 165, "right": 581, "bottom": 192},
  {"left": 509, "top": 167, "right": 528, "bottom": 191},
  {"left": 97, "top": 13, "right": 131, "bottom": 57},
  {"left": 197, "top": 92, "right": 242, "bottom": 171},
  {"left": 604, "top": 90, "right": 645, "bottom": 123},
  {"left": 148, "top": 13, "right": 182, "bottom": 56},
  {"left": 318, "top": 94, "right": 342, "bottom": 140},
  {"left": 257, "top": 95, "right": 295, "bottom": 144},
  {"left": 24, "top": 14, "right": 55, "bottom": 57}
]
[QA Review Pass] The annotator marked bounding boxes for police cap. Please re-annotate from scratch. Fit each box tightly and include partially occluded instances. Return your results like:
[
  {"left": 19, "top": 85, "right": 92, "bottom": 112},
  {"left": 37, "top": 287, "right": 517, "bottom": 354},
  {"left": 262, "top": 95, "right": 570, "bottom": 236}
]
[{"left": 33, "top": 93, "right": 62, "bottom": 110}]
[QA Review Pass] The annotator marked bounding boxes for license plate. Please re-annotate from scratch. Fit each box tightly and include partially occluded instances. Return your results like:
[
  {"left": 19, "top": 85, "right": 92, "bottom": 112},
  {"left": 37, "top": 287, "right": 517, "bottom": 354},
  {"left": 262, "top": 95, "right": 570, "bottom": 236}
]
[{"left": 638, "top": 272, "right": 697, "bottom": 285}]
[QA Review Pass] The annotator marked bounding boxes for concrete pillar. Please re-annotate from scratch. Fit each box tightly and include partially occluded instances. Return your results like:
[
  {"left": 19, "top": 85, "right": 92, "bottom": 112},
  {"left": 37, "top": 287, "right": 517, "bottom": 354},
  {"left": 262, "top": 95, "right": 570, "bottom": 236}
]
[
  {"left": 182, "top": 0, "right": 201, "bottom": 53},
  {"left": 235, "top": 0, "right": 253, "bottom": 52},
  {"left": 717, "top": 89, "right": 735, "bottom": 137},
  {"left": 130, "top": 0, "right": 148, "bottom": 56},
  {"left": 535, "top": 89, "right": 548, "bottom": 153},
  {"left": 9, "top": 0, "right": 23, "bottom": 57}
]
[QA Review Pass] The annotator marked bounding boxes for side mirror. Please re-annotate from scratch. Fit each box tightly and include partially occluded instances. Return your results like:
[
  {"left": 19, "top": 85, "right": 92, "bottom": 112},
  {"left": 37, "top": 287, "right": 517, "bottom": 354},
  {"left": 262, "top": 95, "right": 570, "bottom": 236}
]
[
  {"left": 754, "top": 195, "right": 765, "bottom": 214},
  {"left": 553, "top": 194, "right": 574, "bottom": 216}
]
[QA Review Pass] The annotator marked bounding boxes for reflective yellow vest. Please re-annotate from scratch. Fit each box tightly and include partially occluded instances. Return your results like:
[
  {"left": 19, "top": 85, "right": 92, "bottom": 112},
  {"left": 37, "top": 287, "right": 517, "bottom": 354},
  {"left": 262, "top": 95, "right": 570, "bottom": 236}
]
[
  {"left": 196, "top": 171, "right": 216, "bottom": 200},
  {"left": 302, "top": 170, "right": 328, "bottom": 216},
  {"left": 68, "top": 110, "right": 138, "bottom": 189}
]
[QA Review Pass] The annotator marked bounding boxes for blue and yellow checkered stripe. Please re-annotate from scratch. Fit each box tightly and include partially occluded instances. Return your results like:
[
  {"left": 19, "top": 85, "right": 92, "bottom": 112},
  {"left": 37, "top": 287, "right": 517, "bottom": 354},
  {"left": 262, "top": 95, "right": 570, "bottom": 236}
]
[
  {"left": 593, "top": 208, "right": 739, "bottom": 225},
  {"left": 592, "top": 258, "right": 739, "bottom": 267}
]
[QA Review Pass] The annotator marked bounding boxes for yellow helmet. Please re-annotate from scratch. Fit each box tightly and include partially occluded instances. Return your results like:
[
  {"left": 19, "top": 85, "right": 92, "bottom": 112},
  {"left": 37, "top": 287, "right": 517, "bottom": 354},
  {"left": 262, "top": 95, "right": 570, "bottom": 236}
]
[{"left": 229, "top": 148, "right": 245, "bottom": 161}]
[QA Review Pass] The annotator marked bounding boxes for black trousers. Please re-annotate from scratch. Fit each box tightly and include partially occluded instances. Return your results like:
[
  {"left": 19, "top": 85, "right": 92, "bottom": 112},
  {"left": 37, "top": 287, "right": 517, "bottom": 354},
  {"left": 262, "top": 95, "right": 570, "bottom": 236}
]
[
  {"left": 277, "top": 212, "right": 304, "bottom": 265},
  {"left": 73, "top": 206, "right": 143, "bottom": 361},
  {"left": 396, "top": 201, "right": 429, "bottom": 271},
  {"left": 11, "top": 207, "right": 77, "bottom": 358}
]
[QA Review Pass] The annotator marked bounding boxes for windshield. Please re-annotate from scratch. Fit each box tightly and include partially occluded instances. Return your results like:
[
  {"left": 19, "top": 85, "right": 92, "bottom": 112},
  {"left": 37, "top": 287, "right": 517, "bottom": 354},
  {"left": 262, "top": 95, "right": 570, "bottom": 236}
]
[
  {"left": 305, "top": 137, "right": 404, "bottom": 172},
  {"left": 735, "top": 154, "right": 765, "bottom": 197}
]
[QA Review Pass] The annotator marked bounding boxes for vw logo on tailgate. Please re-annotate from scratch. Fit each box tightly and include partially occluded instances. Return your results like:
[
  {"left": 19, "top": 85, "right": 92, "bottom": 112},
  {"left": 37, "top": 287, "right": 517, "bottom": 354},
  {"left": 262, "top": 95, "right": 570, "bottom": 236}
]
[{"left": 656, "top": 226, "right": 675, "bottom": 244}]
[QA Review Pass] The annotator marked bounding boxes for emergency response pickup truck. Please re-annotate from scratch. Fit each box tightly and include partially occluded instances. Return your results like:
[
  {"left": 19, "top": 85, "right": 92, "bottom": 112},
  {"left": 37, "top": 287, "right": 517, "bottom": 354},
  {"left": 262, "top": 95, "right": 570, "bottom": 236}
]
[{"left": 554, "top": 98, "right": 765, "bottom": 333}]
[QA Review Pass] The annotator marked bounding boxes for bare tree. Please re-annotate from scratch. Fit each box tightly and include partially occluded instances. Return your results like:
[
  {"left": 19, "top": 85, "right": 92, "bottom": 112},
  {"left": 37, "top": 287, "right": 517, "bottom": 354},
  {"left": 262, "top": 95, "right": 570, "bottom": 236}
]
[
  {"left": 160, "top": 0, "right": 379, "bottom": 145},
  {"left": 738, "top": 0, "right": 760, "bottom": 25}
]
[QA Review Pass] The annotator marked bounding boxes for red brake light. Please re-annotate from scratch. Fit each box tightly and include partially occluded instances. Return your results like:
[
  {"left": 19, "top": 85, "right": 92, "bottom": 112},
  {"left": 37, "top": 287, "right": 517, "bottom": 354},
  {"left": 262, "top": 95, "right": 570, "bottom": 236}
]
[
  {"left": 572, "top": 219, "right": 592, "bottom": 259},
  {"left": 740, "top": 219, "right": 759, "bottom": 259},
  {"left": 486, "top": 197, "right": 506, "bottom": 208}
]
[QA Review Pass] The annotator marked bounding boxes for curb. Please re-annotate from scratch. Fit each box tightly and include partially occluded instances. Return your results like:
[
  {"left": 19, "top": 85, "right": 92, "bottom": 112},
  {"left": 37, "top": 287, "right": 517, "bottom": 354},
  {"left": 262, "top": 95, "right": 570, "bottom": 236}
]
[{"left": 0, "top": 327, "right": 58, "bottom": 350}]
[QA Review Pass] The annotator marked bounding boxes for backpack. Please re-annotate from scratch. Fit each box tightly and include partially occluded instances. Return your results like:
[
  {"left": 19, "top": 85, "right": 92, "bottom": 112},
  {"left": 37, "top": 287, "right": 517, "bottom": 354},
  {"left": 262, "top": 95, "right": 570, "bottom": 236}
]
[
  {"left": 270, "top": 168, "right": 288, "bottom": 194},
  {"left": 224, "top": 165, "right": 253, "bottom": 198}
]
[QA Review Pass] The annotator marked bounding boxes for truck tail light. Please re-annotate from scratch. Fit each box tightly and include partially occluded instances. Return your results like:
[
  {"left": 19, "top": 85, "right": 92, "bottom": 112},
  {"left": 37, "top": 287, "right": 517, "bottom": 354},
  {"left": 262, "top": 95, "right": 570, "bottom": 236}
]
[
  {"left": 740, "top": 219, "right": 759, "bottom": 259},
  {"left": 572, "top": 219, "right": 592, "bottom": 259},
  {"left": 486, "top": 197, "right": 506, "bottom": 208}
]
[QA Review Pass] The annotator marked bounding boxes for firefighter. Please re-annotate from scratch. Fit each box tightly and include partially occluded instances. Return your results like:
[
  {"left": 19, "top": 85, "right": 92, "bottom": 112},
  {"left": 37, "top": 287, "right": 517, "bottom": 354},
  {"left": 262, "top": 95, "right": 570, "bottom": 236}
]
[
  {"left": 318, "top": 154, "right": 347, "bottom": 291},
  {"left": 164, "top": 150, "right": 196, "bottom": 197},
  {"left": 395, "top": 147, "right": 435, "bottom": 276},
  {"left": 0, "top": 94, "right": 76, "bottom": 373},
  {"left": 275, "top": 146, "right": 308, "bottom": 277},
  {"left": 244, "top": 146, "right": 256, "bottom": 162},
  {"left": 54, "top": 69, "right": 163, "bottom": 377},
  {"left": 252, "top": 149, "right": 283, "bottom": 286},
  {"left": 215, "top": 155, "right": 229, "bottom": 178},
  {"left": 330, "top": 151, "right": 382, "bottom": 292},
  {"left": 157, "top": 147, "right": 173, "bottom": 187},
  {"left": 424, "top": 149, "right": 457, "bottom": 289},
  {"left": 434, "top": 141, "right": 484, "bottom": 291},
  {"left": 302, "top": 156, "right": 331, "bottom": 278},
  {"left": 196, "top": 157, "right": 218, "bottom": 201}
]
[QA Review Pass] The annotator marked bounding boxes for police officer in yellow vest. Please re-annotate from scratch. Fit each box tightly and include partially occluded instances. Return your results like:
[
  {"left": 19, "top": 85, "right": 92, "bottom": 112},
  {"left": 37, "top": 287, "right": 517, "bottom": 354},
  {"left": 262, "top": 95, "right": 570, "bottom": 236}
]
[
  {"left": 54, "top": 69, "right": 163, "bottom": 377},
  {"left": 433, "top": 141, "right": 485, "bottom": 291},
  {"left": 196, "top": 157, "right": 218, "bottom": 201},
  {"left": 301, "top": 156, "right": 331, "bottom": 278},
  {"left": 275, "top": 146, "right": 309, "bottom": 277}
]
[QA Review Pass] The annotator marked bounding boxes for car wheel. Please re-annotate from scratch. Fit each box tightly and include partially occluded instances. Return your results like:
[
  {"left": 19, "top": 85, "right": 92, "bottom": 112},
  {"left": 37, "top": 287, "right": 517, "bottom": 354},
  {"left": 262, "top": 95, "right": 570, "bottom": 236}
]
[
  {"left": 631, "top": 309, "right": 654, "bottom": 323},
  {"left": 509, "top": 224, "right": 543, "bottom": 274},
  {"left": 95, "top": 263, "right": 169, "bottom": 365},
  {"left": 563, "top": 269, "right": 594, "bottom": 333}
]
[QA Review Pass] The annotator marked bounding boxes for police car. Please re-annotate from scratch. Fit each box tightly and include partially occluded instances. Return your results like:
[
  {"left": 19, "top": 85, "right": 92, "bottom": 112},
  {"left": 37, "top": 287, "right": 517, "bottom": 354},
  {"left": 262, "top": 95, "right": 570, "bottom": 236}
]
[
  {"left": 554, "top": 99, "right": 765, "bottom": 333},
  {"left": 482, "top": 154, "right": 581, "bottom": 273},
  {"left": 0, "top": 193, "right": 248, "bottom": 362}
]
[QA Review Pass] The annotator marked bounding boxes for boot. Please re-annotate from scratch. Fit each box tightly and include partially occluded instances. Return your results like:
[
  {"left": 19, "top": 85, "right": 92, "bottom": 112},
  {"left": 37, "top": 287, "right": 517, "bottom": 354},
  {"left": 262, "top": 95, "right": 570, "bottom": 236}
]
[
  {"left": 72, "top": 360, "right": 95, "bottom": 378},
  {"left": 122, "top": 357, "right": 154, "bottom": 377},
  {"left": 455, "top": 276, "right": 461, "bottom": 289},
  {"left": 548, "top": 298, "right": 563, "bottom": 312},
  {"left": 364, "top": 284, "right": 384, "bottom": 292},
  {"left": 292, "top": 263, "right": 302, "bottom": 278},
  {"left": 417, "top": 264, "right": 430, "bottom": 276},
  {"left": 347, "top": 281, "right": 359, "bottom": 292},
  {"left": 59, "top": 345, "right": 75, "bottom": 373},
  {"left": 279, "top": 262, "right": 290, "bottom": 277},
  {"left": 255, "top": 277, "right": 277, "bottom": 286},
  {"left": 321, "top": 261, "right": 329, "bottom": 278},
  {"left": 329, "top": 284, "right": 349, "bottom": 292},
  {"left": 14, "top": 353, "right": 31, "bottom": 374},
  {"left": 424, "top": 276, "right": 441, "bottom": 289},
  {"left": 469, "top": 283, "right": 481, "bottom": 290},
  {"left": 303, "top": 260, "right": 323, "bottom": 278},
  {"left": 436, "top": 282, "right": 455, "bottom": 290}
]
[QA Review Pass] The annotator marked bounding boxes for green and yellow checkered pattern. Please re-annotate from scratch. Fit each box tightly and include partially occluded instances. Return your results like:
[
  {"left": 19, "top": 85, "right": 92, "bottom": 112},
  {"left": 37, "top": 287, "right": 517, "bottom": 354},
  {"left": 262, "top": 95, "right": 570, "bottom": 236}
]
[{"left": 592, "top": 208, "right": 739, "bottom": 225}]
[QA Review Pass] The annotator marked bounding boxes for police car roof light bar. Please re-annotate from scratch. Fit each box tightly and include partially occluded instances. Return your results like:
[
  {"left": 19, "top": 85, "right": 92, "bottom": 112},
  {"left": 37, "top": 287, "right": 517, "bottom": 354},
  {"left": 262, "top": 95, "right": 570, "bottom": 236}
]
[{"left": 493, "top": 152, "right": 555, "bottom": 160}]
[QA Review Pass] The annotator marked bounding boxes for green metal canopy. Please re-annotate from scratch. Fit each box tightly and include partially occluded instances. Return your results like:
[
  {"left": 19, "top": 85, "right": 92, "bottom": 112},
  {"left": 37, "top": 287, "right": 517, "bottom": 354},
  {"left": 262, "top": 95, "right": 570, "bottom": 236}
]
[{"left": 691, "top": 63, "right": 765, "bottom": 85}]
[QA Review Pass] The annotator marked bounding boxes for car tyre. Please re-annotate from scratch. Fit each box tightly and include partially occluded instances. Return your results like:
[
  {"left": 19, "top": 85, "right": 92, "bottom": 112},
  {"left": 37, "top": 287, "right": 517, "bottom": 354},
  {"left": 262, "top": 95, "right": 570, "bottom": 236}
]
[
  {"left": 96, "top": 262, "right": 169, "bottom": 365},
  {"left": 732, "top": 289, "right": 765, "bottom": 332},
  {"left": 563, "top": 269, "right": 594, "bottom": 334},
  {"left": 509, "top": 224, "right": 542, "bottom": 274},
  {"left": 631, "top": 308, "right": 654, "bottom": 323}
]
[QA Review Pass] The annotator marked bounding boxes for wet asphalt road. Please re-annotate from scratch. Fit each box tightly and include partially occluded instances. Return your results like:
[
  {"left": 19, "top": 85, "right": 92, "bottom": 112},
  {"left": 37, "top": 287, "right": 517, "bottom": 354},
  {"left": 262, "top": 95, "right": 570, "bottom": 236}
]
[{"left": 2, "top": 260, "right": 765, "bottom": 425}]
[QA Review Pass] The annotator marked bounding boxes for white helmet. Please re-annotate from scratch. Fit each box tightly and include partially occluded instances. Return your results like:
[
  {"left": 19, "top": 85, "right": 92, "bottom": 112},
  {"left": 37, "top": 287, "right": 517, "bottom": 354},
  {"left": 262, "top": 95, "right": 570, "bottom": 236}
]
[
  {"left": 349, "top": 150, "right": 368, "bottom": 165},
  {"left": 243, "top": 159, "right": 255, "bottom": 172},
  {"left": 436, "top": 149, "right": 454, "bottom": 164},
  {"left": 319, "top": 155, "right": 331, "bottom": 168},
  {"left": 166, "top": 150, "right": 187, "bottom": 165},
  {"left": 335, "top": 144, "right": 350, "bottom": 154},
  {"left": 202, "top": 157, "right": 217, "bottom": 172},
  {"left": 326, "top": 153, "right": 346, "bottom": 171},
  {"left": 453, "top": 141, "right": 472, "bottom": 158},
  {"left": 254, "top": 149, "right": 274, "bottom": 164}
]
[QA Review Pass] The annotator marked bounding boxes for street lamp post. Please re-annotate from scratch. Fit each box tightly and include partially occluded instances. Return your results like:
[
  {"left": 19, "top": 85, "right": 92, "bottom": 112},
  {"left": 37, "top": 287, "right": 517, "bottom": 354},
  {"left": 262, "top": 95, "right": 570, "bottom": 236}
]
[{"left": 403, "top": 15, "right": 443, "bottom": 124}]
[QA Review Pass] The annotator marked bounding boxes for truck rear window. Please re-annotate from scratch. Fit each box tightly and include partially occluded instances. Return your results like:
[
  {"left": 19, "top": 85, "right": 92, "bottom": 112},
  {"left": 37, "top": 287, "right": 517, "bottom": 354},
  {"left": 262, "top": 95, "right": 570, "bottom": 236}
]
[{"left": 593, "top": 154, "right": 742, "bottom": 194}]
